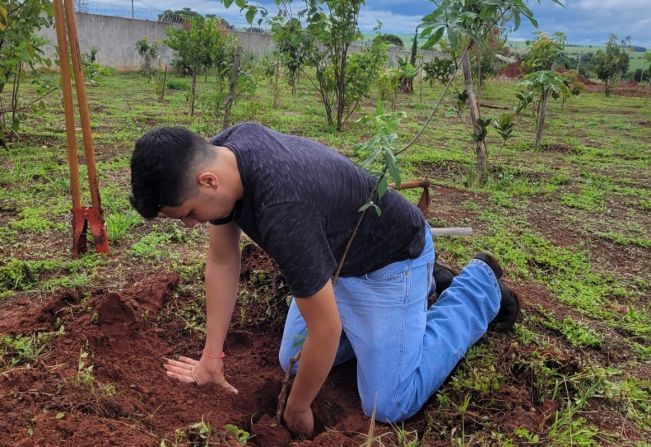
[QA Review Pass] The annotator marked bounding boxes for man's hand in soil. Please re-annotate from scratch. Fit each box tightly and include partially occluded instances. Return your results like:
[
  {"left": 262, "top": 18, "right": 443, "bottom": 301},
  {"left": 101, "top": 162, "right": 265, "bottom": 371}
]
[
  {"left": 164, "top": 355, "right": 238, "bottom": 394},
  {"left": 283, "top": 404, "right": 314, "bottom": 439}
]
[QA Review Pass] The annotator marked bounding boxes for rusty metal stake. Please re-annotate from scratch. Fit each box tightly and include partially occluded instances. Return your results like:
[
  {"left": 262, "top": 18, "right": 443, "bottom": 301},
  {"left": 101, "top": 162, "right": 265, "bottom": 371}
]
[
  {"left": 389, "top": 178, "right": 431, "bottom": 216},
  {"left": 54, "top": 0, "right": 109, "bottom": 256}
]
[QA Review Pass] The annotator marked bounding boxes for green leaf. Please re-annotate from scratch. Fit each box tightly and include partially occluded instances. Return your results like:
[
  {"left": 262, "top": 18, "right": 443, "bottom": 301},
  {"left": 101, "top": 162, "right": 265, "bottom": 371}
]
[
  {"left": 377, "top": 176, "right": 388, "bottom": 199},
  {"left": 234, "top": 0, "right": 246, "bottom": 8},
  {"left": 223, "top": 0, "right": 234, "bottom": 7},
  {"left": 245, "top": 7, "right": 256, "bottom": 24},
  {"left": 56, "top": 412, "right": 65, "bottom": 419},
  {"left": 371, "top": 203, "right": 382, "bottom": 217},
  {"left": 358, "top": 202, "right": 372, "bottom": 213},
  {"left": 385, "top": 151, "right": 401, "bottom": 187},
  {"left": 426, "top": 27, "right": 445, "bottom": 49},
  {"left": 447, "top": 26, "right": 458, "bottom": 49}
]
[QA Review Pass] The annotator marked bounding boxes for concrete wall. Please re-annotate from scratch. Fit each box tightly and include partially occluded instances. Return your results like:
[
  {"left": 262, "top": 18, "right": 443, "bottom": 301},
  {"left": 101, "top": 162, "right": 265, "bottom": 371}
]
[{"left": 38, "top": 13, "right": 444, "bottom": 71}]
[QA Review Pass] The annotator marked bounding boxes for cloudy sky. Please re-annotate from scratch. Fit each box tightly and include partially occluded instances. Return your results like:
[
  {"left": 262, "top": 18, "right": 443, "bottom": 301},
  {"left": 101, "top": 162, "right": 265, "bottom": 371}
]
[{"left": 112, "top": 0, "right": 651, "bottom": 47}]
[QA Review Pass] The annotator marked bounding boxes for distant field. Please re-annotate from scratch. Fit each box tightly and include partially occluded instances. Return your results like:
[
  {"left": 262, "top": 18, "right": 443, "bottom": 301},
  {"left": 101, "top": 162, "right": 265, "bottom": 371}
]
[{"left": 362, "top": 35, "right": 649, "bottom": 72}]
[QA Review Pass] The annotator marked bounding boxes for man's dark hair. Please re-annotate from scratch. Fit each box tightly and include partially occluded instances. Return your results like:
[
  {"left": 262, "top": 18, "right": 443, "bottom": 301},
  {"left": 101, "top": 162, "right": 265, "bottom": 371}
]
[{"left": 130, "top": 127, "right": 213, "bottom": 218}]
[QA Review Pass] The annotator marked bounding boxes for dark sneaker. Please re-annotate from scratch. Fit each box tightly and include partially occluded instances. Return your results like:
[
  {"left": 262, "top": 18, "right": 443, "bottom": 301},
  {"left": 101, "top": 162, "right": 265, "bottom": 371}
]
[
  {"left": 473, "top": 252, "right": 520, "bottom": 332},
  {"left": 489, "top": 280, "right": 521, "bottom": 332},
  {"left": 433, "top": 261, "right": 457, "bottom": 296},
  {"left": 473, "top": 252, "right": 503, "bottom": 279}
]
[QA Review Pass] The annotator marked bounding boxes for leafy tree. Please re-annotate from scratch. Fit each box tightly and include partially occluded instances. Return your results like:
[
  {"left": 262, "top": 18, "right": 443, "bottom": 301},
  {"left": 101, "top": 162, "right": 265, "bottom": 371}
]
[
  {"left": 135, "top": 37, "right": 159, "bottom": 77},
  {"left": 522, "top": 32, "right": 565, "bottom": 149},
  {"left": 519, "top": 70, "right": 572, "bottom": 149},
  {"left": 423, "top": 57, "right": 455, "bottom": 86},
  {"left": 304, "top": 0, "right": 366, "bottom": 130},
  {"left": 271, "top": 17, "right": 313, "bottom": 95},
  {"left": 396, "top": 58, "right": 418, "bottom": 94},
  {"left": 593, "top": 34, "right": 630, "bottom": 96},
  {"left": 372, "top": 33, "right": 404, "bottom": 47},
  {"left": 221, "top": 0, "right": 367, "bottom": 131},
  {"left": 420, "top": 0, "right": 562, "bottom": 184},
  {"left": 164, "top": 16, "right": 234, "bottom": 116},
  {"left": 0, "top": 0, "right": 54, "bottom": 145},
  {"left": 374, "top": 68, "right": 400, "bottom": 109},
  {"left": 157, "top": 7, "right": 201, "bottom": 23},
  {"left": 523, "top": 31, "right": 566, "bottom": 72}
]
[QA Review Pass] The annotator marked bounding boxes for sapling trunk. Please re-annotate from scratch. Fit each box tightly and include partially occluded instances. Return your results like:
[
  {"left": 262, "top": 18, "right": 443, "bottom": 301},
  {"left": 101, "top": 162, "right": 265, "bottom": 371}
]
[
  {"left": 160, "top": 66, "right": 168, "bottom": 102},
  {"left": 535, "top": 88, "right": 550, "bottom": 149},
  {"left": 461, "top": 47, "right": 488, "bottom": 185},
  {"left": 273, "top": 57, "right": 281, "bottom": 108},
  {"left": 190, "top": 69, "right": 197, "bottom": 116},
  {"left": 223, "top": 46, "right": 241, "bottom": 130}
]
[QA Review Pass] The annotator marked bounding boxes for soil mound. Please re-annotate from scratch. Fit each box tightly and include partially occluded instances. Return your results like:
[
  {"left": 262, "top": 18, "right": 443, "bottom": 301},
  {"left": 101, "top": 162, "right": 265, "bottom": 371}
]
[{"left": 0, "top": 259, "right": 370, "bottom": 446}]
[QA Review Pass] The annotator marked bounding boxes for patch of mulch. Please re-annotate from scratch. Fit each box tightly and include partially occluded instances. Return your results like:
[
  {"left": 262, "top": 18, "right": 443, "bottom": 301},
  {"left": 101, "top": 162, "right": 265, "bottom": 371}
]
[
  {"left": 583, "top": 81, "right": 649, "bottom": 97},
  {"left": 544, "top": 142, "right": 574, "bottom": 153}
]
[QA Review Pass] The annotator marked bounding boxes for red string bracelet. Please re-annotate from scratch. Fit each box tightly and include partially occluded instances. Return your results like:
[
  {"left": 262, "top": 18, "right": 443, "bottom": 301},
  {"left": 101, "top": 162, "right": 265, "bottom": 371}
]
[{"left": 203, "top": 350, "right": 225, "bottom": 359}]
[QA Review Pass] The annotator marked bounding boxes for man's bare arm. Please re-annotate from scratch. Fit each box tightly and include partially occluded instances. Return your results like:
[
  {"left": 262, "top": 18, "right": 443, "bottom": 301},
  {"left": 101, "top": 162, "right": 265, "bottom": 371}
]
[
  {"left": 284, "top": 281, "right": 342, "bottom": 436},
  {"left": 164, "top": 222, "right": 241, "bottom": 392},
  {"left": 204, "top": 221, "right": 241, "bottom": 356}
]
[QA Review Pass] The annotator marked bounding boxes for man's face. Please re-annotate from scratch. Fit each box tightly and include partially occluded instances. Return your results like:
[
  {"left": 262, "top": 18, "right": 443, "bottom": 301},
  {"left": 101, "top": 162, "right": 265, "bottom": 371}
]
[{"left": 159, "top": 174, "right": 233, "bottom": 228}]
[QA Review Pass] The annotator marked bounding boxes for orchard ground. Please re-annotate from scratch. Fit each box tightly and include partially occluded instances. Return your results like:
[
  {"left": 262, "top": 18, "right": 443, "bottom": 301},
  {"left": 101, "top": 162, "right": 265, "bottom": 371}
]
[{"left": 0, "top": 71, "right": 650, "bottom": 446}]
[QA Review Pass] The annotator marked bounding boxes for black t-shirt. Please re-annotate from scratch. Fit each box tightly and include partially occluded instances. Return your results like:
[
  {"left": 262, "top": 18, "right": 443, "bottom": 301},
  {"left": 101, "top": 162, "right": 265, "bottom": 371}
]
[{"left": 210, "top": 123, "right": 426, "bottom": 298}]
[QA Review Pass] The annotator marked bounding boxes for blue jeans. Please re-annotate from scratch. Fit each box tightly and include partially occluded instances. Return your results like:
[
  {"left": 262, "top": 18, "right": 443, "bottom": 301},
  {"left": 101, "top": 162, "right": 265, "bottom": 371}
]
[{"left": 278, "top": 228, "right": 501, "bottom": 422}]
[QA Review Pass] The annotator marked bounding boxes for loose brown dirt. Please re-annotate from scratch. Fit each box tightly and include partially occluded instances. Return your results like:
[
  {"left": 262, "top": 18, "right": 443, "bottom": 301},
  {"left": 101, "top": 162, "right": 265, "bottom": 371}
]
[{"left": 0, "top": 249, "right": 380, "bottom": 447}]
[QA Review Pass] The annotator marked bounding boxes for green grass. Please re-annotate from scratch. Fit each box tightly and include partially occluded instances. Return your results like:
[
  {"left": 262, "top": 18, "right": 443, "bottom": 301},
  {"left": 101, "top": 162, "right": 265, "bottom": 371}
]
[{"left": 1, "top": 66, "right": 650, "bottom": 444}]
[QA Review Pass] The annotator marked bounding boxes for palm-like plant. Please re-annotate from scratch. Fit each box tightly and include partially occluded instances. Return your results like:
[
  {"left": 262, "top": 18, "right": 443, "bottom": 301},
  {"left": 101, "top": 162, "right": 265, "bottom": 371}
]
[{"left": 519, "top": 70, "right": 571, "bottom": 149}]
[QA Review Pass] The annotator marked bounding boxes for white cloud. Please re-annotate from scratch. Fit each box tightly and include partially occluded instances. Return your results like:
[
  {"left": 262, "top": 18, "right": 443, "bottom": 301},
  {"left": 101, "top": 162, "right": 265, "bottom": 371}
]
[
  {"left": 357, "top": 8, "right": 422, "bottom": 34},
  {"left": 577, "top": 0, "right": 650, "bottom": 11}
]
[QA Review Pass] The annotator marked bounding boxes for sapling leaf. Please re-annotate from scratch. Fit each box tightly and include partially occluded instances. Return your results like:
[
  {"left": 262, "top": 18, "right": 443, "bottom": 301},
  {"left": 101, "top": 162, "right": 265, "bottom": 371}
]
[
  {"left": 385, "top": 151, "right": 401, "bottom": 187},
  {"left": 377, "top": 176, "right": 388, "bottom": 199}
]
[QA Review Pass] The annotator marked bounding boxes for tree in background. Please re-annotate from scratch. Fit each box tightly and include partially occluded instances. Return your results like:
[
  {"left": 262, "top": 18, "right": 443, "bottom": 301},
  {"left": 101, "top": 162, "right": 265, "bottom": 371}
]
[
  {"left": 304, "top": 0, "right": 366, "bottom": 130},
  {"left": 372, "top": 33, "right": 404, "bottom": 48},
  {"left": 222, "top": 0, "right": 368, "bottom": 131},
  {"left": 271, "top": 17, "right": 313, "bottom": 95},
  {"left": 423, "top": 57, "right": 455, "bottom": 86},
  {"left": 164, "top": 16, "right": 235, "bottom": 116},
  {"left": 420, "top": 0, "right": 562, "bottom": 185},
  {"left": 135, "top": 37, "right": 159, "bottom": 78},
  {"left": 593, "top": 34, "right": 630, "bottom": 96},
  {"left": 157, "top": 7, "right": 201, "bottom": 23},
  {"left": 0, "top": 0, "right": 54, "bottom": 145}
]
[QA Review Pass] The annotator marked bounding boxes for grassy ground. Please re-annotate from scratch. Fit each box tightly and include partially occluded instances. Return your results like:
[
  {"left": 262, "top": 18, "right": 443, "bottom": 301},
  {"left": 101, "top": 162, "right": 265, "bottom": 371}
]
[{"left": 1, "top": 67, "right": 650, "bottom": 445}]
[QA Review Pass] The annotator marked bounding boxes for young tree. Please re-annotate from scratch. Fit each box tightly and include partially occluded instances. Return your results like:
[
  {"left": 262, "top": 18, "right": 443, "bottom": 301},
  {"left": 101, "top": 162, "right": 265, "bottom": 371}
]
[
  {"left": 164, "top": 16, "right": 233, "bottom": 116},
  {"left": 519, "top": 70, "right": 571, "bottom": 149},
  {"left": 304, "top": 0, "right": 366, "bottom": 130},
  {"left": 372, "top": 33, "right": 404, "bottom": 47},
  {"left": 593, "top": 34, "right": 630, "bottom": 96},
  {"left": 135, "top": 37, "right": 159, "bottom": 78},
  {"left": 0, "top": 0, "right": 54, "bottom": 145},
  {"left": 420, "top": 0, "right": 562, "bottom": 184},
  {"left": 271, "top": 17, "right": 313, "bottom": 95},
  {"left": 522, "top": 32, "right": 566, "bottom": 149},
  {"left": 221, "top": 0, "right": 367, "bottom": 130},
  {"left": 423, "top": 57, "right": 455, "bottom": 86}
]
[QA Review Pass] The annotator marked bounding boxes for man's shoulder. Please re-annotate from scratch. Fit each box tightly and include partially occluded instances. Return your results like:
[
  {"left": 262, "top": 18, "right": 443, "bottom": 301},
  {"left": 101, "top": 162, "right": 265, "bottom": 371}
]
[{"left": 209, "top": 122, "right": 271, "bottom": 145}]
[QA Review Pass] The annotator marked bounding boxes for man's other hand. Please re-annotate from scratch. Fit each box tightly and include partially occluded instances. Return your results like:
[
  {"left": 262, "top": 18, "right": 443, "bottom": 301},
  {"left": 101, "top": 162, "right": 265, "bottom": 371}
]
[
  {"left": 164, "top": 355, "right": 238, "bottom": 394},
  {"left": 283, "top": 404, "right": 314, "bottom": 439}
]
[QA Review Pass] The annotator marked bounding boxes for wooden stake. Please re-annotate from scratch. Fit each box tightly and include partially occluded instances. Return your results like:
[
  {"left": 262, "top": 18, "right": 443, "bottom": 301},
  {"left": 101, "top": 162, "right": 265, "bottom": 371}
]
[{"left": 53, "top": 0, "right": 82, "bottom": 211}]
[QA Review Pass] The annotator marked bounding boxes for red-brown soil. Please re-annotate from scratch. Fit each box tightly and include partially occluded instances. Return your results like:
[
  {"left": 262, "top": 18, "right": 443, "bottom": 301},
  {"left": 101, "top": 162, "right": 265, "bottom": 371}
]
[{"left": 0, "top": 250, "right": 378, "bottom": 446}]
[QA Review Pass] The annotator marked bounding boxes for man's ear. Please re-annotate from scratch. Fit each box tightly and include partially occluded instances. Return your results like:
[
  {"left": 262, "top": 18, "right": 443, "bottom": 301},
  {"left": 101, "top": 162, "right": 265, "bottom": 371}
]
[{"left": 197, "top": 171, "right": 220, "bottom": 190}]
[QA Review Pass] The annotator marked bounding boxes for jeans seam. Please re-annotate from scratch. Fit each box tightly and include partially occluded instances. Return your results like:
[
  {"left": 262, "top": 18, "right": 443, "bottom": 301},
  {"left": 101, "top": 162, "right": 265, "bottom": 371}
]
[{"left": 468, "top": 259, "right": 501, "bottom": 294}]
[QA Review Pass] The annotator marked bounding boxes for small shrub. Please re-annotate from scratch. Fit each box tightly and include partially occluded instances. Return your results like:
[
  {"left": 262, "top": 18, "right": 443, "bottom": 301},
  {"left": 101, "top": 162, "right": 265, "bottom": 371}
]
[{"left": 166, "top": 79, "right": 190, "bottom": 90}]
